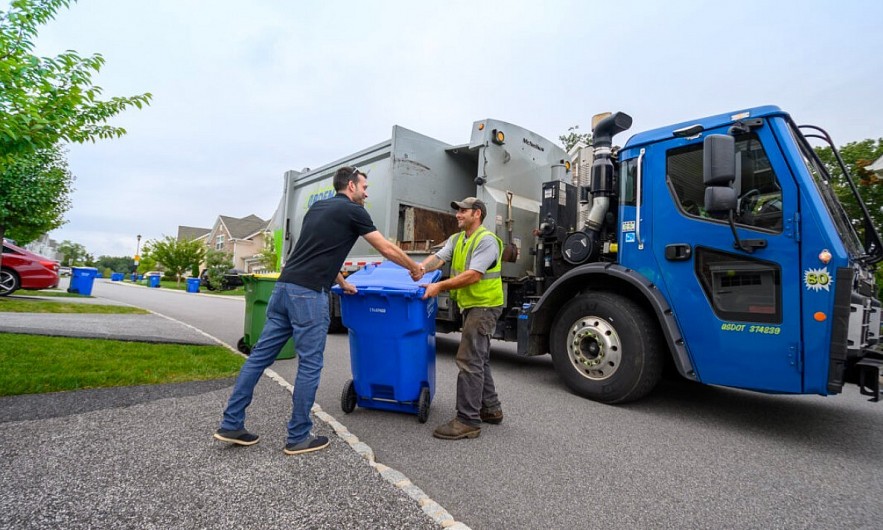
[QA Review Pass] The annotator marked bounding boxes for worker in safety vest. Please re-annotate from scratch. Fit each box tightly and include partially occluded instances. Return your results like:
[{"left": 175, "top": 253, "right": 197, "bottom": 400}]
[{"left": 420, "top": 197, "right": 504, "bottom": 440}]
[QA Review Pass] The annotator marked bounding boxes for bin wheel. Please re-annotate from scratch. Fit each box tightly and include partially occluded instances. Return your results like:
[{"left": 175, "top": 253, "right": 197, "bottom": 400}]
[
  {"left": 341, "top": 379, "right": 357, "bottom": 413},
  {"left": 237, "top": 337, "right": 251, "bottom": 356},
  {"left": 417, "top": 387, "right": 431, "bottom": 423}
]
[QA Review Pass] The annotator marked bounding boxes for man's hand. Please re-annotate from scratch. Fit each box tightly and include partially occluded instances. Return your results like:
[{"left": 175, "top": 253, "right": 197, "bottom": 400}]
[
  {"left": 410, "top": 263, "right": 425, "bottom": 282},
  {"left": 339, "top": 280, "right": 357, "bottom": 295},
  {"left": 421, "top": 282, "right": 441, "bottom": 300}
]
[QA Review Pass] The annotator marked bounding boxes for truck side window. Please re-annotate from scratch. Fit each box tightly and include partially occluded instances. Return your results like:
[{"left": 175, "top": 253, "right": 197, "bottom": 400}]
[
  {"left": 695, "top": 247, "right": 782, "bottom": 324},
  {"left": 666, "top": 133, "right": 783, "bottom": 233}
]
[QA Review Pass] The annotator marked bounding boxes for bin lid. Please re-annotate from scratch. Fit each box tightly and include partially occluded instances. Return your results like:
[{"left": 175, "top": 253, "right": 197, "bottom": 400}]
[{"left": 331, "top": 261, "right": 440, "bottom": 295}]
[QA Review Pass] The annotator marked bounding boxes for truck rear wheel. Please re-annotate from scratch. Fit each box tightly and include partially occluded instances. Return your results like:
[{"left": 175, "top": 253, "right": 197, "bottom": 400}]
[{"left": 550, "top": 292, "right": 662, "bottom": 404}]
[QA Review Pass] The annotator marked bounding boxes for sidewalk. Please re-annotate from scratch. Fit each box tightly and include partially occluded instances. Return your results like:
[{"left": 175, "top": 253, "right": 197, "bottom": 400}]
[{"left": 0, "top": 291, "right": 454, "bottom": 529}]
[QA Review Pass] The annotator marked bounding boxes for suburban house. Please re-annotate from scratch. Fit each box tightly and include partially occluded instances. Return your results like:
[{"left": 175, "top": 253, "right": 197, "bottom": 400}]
[
  {"left": 867, "top": 154, "right": 883, "bottom": 180},
  {"left": 179, "top": 214, "right": 270, "bottom": 273}
]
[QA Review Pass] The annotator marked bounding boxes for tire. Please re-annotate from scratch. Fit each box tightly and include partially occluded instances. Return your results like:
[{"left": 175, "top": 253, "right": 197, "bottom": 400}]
[
  {"left": 550, "top": 292, "right": 662, "bottom": 404},
  {"left": 328, "top": 315, "right": 346, "bottom": 334},
  {"left": 236, "top": 337, "right": 251, "bottom": 355},
  {"left": 327, "top": 292, "right": 346, "bottom": 334},
  {"left": 417, "top": 387, "right": 431, "bottom": 423},
  {"left": 341, "top": 379, "right": 357, "bottom": 413},
  {"left": 0, "top": 268, "right": 20, "bottom": 297}
]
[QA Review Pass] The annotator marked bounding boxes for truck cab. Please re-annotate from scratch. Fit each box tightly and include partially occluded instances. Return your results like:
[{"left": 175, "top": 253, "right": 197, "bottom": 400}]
[{"left": 535, "top": 106, "right": 882, "bottom": 403}]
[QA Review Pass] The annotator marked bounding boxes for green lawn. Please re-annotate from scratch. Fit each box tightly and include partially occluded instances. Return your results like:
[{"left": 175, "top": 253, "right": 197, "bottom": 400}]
[
  {"left": 0, "top": 298, "right": 148, "bottom": 314},
  {"left": 137, "top": 279, "right": 244, "bottom": 296},
  {"left": 21, "top": 288, "right": 90, "bottom": 298},
  {"left": 0, "top": 333, "right": 244, "bottom": 396}
]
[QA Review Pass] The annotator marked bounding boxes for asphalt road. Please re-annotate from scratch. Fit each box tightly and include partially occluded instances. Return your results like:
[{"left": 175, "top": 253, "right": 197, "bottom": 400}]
[{"left": 91, "top": 279, "right": 883, "bottom": 529}]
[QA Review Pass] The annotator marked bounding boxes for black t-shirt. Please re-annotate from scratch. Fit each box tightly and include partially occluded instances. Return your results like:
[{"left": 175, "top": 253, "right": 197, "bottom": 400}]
[{"left": 278, "top": 193, "right": 377, "bottom": 291}]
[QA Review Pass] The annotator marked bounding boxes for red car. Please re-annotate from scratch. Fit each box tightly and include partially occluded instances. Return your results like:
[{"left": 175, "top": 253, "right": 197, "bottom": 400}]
[{"left": 1, "top": 240, "right": 60, "bottom": 296}]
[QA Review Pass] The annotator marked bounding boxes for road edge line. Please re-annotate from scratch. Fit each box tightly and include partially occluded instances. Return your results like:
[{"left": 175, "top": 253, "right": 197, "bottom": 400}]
[{"left": 144, "top": 308, "right": 470, "bottom": 530}]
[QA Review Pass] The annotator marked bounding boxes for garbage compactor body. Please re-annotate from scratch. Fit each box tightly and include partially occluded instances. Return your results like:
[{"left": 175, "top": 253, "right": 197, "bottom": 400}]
[{"left": 332, "top": 262, "right": 441, "bottom": 421}]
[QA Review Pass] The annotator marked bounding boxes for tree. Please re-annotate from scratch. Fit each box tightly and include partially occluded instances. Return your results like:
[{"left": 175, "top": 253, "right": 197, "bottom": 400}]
[
  {"left": 559, "top": 125, "right": 592, "bottom": 152},
  {"left": 257, "top": 231, "right": 279, "bottom": 273},
  {"left": 147, "top": 236, "right": 206, "bottom": 284},
  {"left": 0, "top": 0, "right": 152, "bottom": 159},
  {"left": 0, "top": 144, "right": 73, "bottom": 245},
  {"left": 203, "top": 248, "right": 234, "bottom": 291},
  {"left": 0, "top": 0, "right": 151, "bottom": 269},
  {"left": 94, "top": 255, "right": 136, "bottom": 274},
  {"left": 813, "top": 138, "right": 883, "bottom": 245},
  {"left": 57, "top": 239, "right": 88, "bottom": 266}
]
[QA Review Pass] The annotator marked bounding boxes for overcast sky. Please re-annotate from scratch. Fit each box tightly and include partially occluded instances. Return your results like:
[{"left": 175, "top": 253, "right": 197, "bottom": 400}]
[{"left": 28, "top": 0, "right": 883, "bottom": 258}]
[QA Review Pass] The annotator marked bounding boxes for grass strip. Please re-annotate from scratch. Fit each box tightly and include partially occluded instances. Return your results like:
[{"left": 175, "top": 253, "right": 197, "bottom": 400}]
[
  {"left": 24, "top": 289, "right": 91, "bottom": 298},
  {"left": 0, "top": 298, "right": 149, "bottom": 314},
  {"left": 0, "top": 333, "right": 244, "bottom": 396}
]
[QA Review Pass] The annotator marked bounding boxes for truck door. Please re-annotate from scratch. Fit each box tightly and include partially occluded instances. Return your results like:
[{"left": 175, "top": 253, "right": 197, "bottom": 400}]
[{"left": 648, "top": 127, "right": 802, "bottom": 392}]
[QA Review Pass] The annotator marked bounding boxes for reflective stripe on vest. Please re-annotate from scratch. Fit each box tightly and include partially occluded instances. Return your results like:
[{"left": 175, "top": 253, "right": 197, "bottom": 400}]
[{"left": 450, "top": 226, "right": 504, "bottom": 309}]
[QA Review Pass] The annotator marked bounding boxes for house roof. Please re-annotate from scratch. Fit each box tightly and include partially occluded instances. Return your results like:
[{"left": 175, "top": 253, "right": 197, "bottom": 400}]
[
  {"left": 219, "top": 214, "right": 268, "bottom": 239},
  {"left": 177, "top": 226, "right": 211, "bottom": 241},
  {"left": 867, "top": 154, "right": 883, "bottom": 174}
]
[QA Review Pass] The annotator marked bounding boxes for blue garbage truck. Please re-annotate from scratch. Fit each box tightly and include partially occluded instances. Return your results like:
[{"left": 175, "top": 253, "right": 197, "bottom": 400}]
[{"left": 281, "top": 106, "right": 882, "bottom": 404}]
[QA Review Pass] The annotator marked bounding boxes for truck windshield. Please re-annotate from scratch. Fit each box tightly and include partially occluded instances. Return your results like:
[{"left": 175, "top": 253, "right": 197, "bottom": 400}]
[{"left": 786, "top": 122, "right": 866, "bottom": 259}]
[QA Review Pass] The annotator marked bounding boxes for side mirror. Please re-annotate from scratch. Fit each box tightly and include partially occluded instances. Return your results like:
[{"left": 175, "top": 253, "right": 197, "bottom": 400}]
[
  {"left": 702, "top": 134, "right": 762, "bottom": 254},
  {"left": 703, "top": 135, "right": 737, "bottom": 213}
]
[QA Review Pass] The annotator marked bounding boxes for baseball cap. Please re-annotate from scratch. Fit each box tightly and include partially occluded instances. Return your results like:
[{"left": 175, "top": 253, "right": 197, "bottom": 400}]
[{"left": 450, "top": 197, "right": 486, "bottom": 217}]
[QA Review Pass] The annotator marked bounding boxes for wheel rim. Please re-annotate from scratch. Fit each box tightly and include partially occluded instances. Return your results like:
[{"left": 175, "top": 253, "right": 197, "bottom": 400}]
[
  {"left": 0, "top": 270, "right": 15, "bottom": 295},
  {"left": 565, "top": 314, "right": 622, "bottom": 381}
]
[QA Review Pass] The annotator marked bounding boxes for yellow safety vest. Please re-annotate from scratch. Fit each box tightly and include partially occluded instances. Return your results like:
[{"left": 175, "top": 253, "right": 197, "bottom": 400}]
[{"left": 450, "top": 226, "right": 504, "bottom": 310}]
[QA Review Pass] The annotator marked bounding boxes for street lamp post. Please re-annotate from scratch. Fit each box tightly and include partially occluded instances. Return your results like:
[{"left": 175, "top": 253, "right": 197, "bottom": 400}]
[{"left": 134, "top": 234, "right": 142, "bottom": 267}]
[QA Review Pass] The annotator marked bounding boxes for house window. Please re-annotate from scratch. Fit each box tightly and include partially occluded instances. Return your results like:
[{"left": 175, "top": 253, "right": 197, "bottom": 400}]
[{"left": 215, "top": 235, "right": 225, "bottom": 250}]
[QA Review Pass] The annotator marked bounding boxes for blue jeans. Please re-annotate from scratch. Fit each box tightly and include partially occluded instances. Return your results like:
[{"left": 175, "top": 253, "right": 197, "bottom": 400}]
[{"left": 220, "top": 282, "right": 330, "bottom": 445}]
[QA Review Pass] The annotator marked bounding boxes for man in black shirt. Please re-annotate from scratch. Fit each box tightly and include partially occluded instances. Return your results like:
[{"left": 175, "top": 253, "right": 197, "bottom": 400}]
[{"left": 215, "top": 166, "right": 424, "bottom": 455}]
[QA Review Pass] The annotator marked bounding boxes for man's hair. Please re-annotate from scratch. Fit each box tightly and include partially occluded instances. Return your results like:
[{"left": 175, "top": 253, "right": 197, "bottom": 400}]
[{"left": 333, "top": 166, "right": 365, "bottom": 191}]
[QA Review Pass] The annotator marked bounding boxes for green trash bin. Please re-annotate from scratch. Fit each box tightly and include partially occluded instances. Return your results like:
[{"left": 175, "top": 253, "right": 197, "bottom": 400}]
[{"left": 238, "top": 273, "right": 295, "bottom": 359}]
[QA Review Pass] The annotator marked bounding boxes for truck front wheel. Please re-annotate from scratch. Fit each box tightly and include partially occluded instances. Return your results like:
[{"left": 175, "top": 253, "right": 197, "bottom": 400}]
[{"left": 550, "top": 292, "right": 662, "bottom": 404}]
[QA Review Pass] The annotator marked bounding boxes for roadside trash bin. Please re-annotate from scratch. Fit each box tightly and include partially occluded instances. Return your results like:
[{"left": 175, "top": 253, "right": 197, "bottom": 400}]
[
  {"left": 332, "top": 261, "right": 441, "bottom": 423},
  {"left": 239, "top": 273, "right": 295, "bottom": 359},
  {"left": 111, "top": 272, "right": 124, "bottom": 281},
  {"left": 148, "top": 274, "right": 161, "bottom": 288},
  {"left": 67, "top": 267, "right": 99, "bottom": 296},
  {"left": 186, "top": 277, "right": 200, "bottom": 293}
]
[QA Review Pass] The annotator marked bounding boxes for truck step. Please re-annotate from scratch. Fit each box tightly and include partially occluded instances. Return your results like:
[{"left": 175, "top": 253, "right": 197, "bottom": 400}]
[{"left": 856, "top": 358, "right": 883, "bottom": 402}]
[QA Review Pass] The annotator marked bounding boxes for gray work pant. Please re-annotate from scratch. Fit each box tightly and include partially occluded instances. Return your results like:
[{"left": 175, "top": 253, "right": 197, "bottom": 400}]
[{"left": 455, "top": 306, "right": 503, "bottom": 426}]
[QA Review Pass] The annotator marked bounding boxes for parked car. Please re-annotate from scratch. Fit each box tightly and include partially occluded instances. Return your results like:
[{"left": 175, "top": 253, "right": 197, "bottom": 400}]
[
  {"left": 1, "top": 239, "right": 60, "bottom": 296},
  {"left": 59, "top": 266, "right": 72, "bottom": 277},
  {"left": 199, "top": 268, "right": 246, "bottom": 290}
]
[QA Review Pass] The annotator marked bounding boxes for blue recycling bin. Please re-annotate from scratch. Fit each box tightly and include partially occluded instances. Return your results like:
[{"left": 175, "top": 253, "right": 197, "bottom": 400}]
[
  {"left": 111, "top": 272, "right": 124, "bottom": 281},
  {"left": 186, "top": 277, "right": 200, "bottom": 293},
  {"left": 67, "top": 267, "right": 99, "bottom": 296},
  {"left": 148, "top": 274, "right": 161, "bottom": 288},
  {"left": 332, "top": 261, "right": 441, "bottom": 422}
]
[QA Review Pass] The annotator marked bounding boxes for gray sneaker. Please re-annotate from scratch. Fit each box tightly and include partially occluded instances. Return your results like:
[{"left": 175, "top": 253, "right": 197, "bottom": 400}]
[
  {"left": 283, "top": 435, "right": 330, "bottom": 455},
  {"left": 214, "top": 428, "right": 260, "bottom": 446}
]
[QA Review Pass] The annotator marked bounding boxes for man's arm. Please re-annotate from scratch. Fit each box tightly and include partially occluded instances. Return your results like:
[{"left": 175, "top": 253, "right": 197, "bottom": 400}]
[
  {"left": 420, "top": 254, "right": 446, "bottom": 273},
  {"left": 336, "top": 272, "right": 356, "bottom": 294},
  {"left": 362, "top": 231, "right": 424, "bottom": 280},
  {"left": 421, "top": 269, "right": 481, "bottom": 300}
]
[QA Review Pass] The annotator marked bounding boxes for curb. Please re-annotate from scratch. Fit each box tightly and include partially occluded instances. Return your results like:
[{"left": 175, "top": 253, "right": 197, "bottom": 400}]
[{"left": 145, "top": 307, "right": 471, "bottom": 530}]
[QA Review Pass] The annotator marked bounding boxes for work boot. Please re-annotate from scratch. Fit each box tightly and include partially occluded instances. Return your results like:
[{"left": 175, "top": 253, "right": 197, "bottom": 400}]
[
  {"left": 480, "top": 407, "right": 503, "bottom": 425},
  {"left": 433, "top": 418, "right": 480, "bottom": 440}
]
